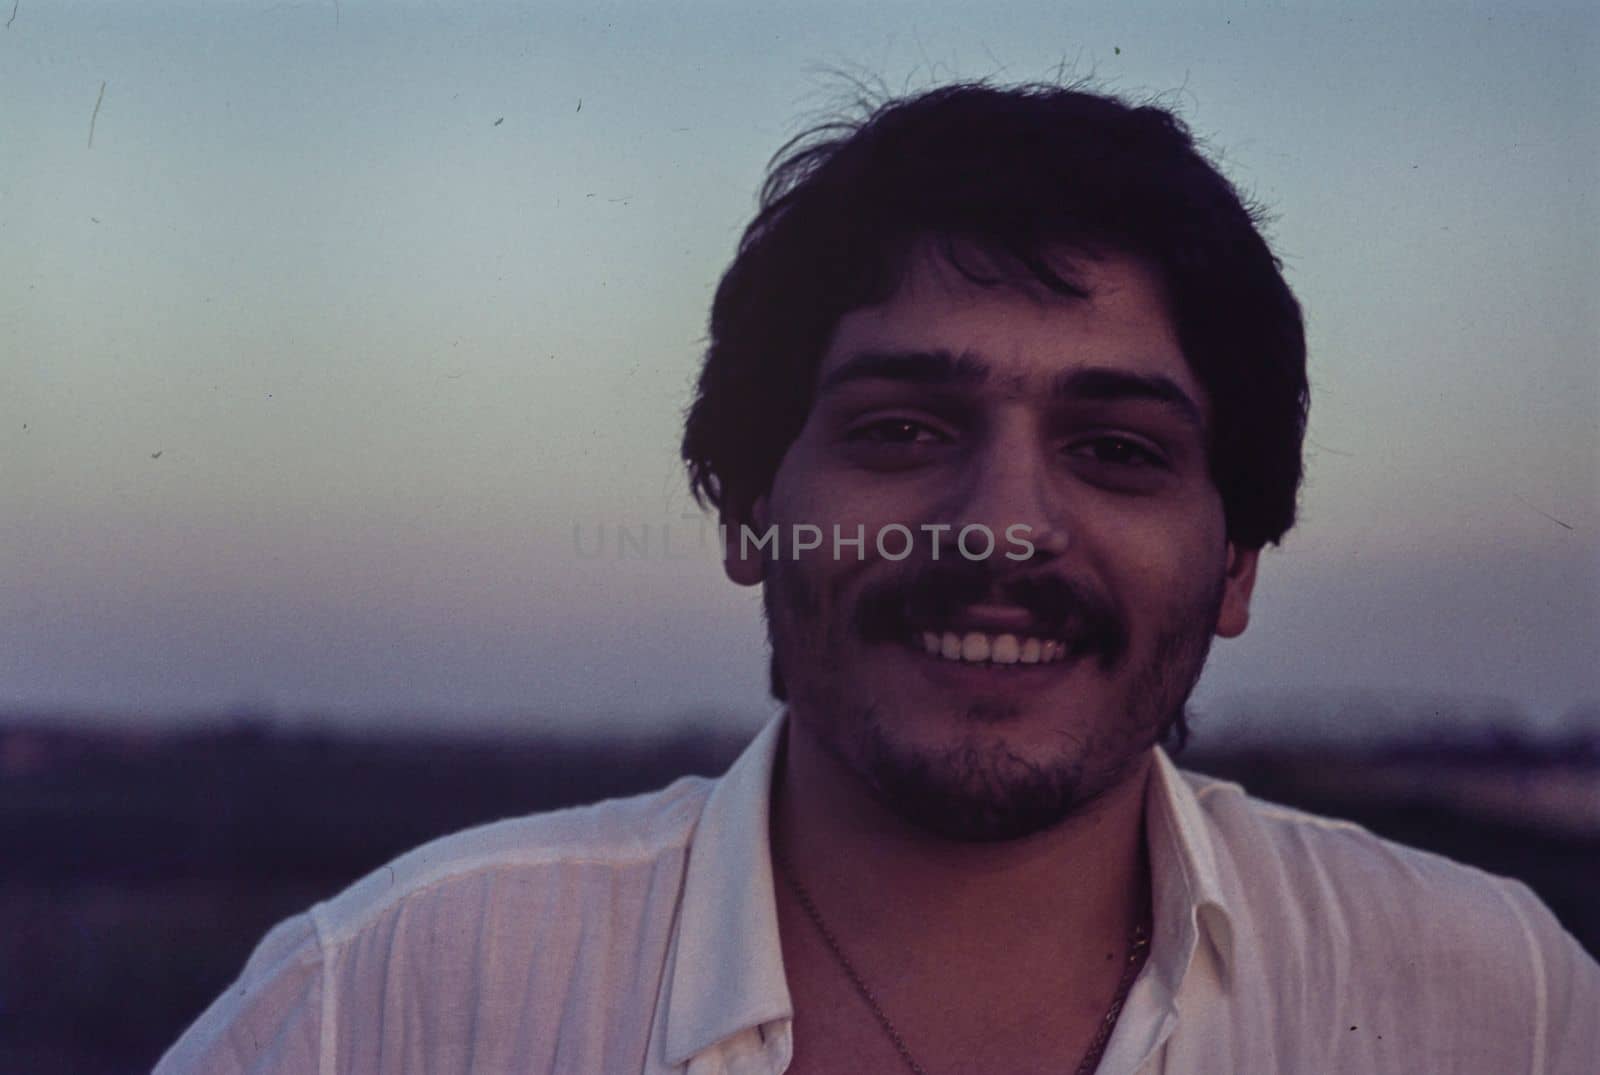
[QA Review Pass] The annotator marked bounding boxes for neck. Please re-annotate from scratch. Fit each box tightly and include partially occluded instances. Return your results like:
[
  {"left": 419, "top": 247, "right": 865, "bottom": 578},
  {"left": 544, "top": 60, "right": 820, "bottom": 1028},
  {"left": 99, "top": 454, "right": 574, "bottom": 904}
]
[{"left": 771, "top": 713, "right": 1154, "bottom": 969}]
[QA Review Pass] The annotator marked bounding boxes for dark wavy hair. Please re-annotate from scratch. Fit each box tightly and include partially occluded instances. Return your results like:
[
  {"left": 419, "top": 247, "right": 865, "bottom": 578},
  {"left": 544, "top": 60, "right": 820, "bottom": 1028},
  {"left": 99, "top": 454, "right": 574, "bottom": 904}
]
[{"left": 683, "top": 81, "right": 1308, "bottom": 552}]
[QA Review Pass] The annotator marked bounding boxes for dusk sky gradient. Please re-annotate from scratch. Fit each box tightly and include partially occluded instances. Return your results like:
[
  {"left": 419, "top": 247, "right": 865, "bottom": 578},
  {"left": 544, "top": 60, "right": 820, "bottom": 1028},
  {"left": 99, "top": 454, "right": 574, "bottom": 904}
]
[{"left": 4, "top": 1, "right": 1596, "bottom": 739}]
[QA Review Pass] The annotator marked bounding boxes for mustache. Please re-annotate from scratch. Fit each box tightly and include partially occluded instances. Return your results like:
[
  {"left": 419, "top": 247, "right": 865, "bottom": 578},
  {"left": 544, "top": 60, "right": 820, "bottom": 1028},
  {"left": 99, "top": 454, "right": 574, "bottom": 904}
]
[{"left": 854, "top": 557, "right": 1128, "bottom": 663}]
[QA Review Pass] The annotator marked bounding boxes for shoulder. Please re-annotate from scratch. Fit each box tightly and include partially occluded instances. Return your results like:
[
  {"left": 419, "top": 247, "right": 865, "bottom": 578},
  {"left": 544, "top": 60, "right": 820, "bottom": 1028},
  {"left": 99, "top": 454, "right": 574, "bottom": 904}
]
[
  {"left": 1177, "top": 768, "right": 1600, "bottom": 1069},
  {"left": 1182, "top": 768, "right": 1542, "bottom": 949},
  {"left": 155, "top": 776, "right": 716, "bottom": 1074},
  {"left": 310, "top": 772, "right": 713, "bottom": 950}
]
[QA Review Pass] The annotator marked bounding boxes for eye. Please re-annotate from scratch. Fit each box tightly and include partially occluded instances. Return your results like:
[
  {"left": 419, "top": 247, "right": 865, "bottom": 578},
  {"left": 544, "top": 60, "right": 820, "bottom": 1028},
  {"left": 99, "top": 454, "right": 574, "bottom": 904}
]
[
  {"left": 1065, "top": 436, "right": 1174, "bottom": 494},
  {"left": 840, "top": 416, "right": 955, "bottom": 471},
  {"left": 1070, "top": 435, "right": 1165, "bottom": 467},
  {"left": 847, "top": 418, "right": 948, "bottom": 445}
]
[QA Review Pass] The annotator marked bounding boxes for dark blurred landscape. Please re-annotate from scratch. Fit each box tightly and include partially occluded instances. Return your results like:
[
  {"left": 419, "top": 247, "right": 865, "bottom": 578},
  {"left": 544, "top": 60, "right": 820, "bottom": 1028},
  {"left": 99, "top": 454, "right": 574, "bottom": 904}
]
[{"left": 3, "top": 706, "right": 1597, "bottom": 1075}]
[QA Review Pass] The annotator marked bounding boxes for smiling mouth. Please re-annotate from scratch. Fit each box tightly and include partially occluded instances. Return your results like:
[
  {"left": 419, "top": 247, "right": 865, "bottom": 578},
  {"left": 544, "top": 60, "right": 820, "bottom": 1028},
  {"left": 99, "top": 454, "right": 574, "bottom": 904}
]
[{"left": 913, "top": 630, "right": 1075, "bottom": 666}]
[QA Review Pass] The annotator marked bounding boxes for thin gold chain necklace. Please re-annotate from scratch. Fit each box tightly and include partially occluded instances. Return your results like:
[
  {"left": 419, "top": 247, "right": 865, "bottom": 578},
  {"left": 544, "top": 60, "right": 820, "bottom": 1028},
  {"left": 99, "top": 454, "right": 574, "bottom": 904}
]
[{"left": 774, "top": 851, "right": 1152, "bottom": 1075}]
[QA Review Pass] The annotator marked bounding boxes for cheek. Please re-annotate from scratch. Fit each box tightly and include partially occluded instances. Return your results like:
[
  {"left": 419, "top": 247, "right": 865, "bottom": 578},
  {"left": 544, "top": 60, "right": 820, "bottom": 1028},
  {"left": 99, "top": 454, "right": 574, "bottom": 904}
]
[
  {"left": 1088, "top": 505, "right": 1229, "bottom": 612},
  {"left": 766, "top": 489, "right": 940, "bottom": 587},
  {"left": 767, "top": 431, "right": 942, "bottom": 536},
  {"left": 766, "top": 553, "right": 822, "bottom": 621}
]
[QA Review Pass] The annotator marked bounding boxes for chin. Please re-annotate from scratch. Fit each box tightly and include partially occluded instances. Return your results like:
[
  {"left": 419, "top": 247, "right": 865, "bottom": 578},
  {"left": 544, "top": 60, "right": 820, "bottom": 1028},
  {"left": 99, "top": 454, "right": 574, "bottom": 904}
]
[{"left": 847, "top": 704, "right": 1141, "bottom": 843}]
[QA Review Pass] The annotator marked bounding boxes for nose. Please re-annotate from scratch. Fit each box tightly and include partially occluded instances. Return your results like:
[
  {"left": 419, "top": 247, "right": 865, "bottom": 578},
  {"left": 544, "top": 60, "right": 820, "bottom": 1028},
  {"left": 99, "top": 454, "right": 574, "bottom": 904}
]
[{"left": 936, "top": 420, "right": 1070, "bottom": 562}]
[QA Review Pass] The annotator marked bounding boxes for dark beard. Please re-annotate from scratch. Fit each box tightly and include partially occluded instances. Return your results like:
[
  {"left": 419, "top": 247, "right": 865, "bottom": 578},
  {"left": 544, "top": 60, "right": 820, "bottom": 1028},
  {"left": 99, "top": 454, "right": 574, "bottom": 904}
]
[
  {"left": 855, "top": 714, "right": 1106, "bottom": 842},
  {"left": 765, "top": 551, "right": 1222, "bottom": 843},
  {"left": 849, "top": 617, "right": 1213, "bottom": 842}
]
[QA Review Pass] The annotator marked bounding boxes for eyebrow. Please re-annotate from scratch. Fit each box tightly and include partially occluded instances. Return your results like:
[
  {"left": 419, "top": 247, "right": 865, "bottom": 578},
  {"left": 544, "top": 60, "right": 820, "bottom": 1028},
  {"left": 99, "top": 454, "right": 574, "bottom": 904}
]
[
  {"left": 816, "top": 349, "right": 1205, "bottom": 429},
  {"left": 1050, "top": 367, "right": 1205, "bottom": 430},
  {"left": 816, "top": 349, "right": 989, "bottom": 394}
]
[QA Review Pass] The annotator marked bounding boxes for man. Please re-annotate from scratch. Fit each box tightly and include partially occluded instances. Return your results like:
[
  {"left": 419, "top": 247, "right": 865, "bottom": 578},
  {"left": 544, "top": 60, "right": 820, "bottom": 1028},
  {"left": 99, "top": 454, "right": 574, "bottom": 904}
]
[{"left": 157, "top": 82, "right": 1599, "bottom": 1074}]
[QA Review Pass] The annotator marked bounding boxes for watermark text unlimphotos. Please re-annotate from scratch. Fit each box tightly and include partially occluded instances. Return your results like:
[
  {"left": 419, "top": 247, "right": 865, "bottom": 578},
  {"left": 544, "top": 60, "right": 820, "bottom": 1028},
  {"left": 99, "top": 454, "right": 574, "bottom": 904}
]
[{"left": 572, "top": 519, "right": 1036, "bottom": 562}]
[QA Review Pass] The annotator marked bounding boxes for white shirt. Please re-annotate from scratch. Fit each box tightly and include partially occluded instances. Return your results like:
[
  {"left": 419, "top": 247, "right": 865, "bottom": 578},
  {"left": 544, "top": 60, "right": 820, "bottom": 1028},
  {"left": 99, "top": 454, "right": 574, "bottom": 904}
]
[{"left": 156, "top": 714, "right": 1600, "bottom": 1074}]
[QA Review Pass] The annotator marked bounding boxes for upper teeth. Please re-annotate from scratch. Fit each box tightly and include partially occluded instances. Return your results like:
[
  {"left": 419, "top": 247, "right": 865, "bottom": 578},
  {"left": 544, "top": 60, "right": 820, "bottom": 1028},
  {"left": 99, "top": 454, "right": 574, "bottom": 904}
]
[{"left": 920, "top": 631, "right": 1067, "bottom": 665}]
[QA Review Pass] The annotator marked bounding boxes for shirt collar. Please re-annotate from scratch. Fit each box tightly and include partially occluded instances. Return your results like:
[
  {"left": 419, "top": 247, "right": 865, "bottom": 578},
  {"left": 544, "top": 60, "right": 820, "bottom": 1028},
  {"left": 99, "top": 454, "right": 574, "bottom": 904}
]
[
  {"left": 661, "top": 715, "right": 1236, "bottom": 1066},
  {"left": 662, "top": 713, "right": 791, "bottom": 1066},
  {"left": 1145, "top": 746, "right": 1237, "bottom": 992}
]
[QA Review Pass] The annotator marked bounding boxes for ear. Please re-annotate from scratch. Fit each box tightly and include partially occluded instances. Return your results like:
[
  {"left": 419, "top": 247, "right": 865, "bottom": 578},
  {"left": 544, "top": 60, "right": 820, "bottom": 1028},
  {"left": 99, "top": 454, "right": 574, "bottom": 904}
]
[
  {"left": 721, "top": 496, "right": 769, "bottom": 588},
  {"left": 1214, "top": 543, "right": 1260, "bottom": 639}
]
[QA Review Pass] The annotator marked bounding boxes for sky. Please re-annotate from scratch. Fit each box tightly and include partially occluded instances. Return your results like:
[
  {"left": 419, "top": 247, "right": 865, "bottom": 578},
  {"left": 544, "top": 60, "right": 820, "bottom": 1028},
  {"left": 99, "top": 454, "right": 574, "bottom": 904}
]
[{"left": 3, "top": 1, "right": 1596, "bottom": 740}]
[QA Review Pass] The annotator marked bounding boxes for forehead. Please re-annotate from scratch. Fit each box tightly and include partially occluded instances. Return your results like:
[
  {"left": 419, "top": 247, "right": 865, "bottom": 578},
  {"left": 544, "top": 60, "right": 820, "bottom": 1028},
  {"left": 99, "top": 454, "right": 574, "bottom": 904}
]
[{"left": 818, "top": 247, "right": 1200, "bottom": 406}]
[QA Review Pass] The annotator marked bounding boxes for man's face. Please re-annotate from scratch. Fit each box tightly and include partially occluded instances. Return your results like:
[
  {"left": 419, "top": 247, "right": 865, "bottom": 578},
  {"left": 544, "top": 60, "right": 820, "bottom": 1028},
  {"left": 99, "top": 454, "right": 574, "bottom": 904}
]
[{"left": 725, "top": 246, "right": 1258, "bottom": 841}]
